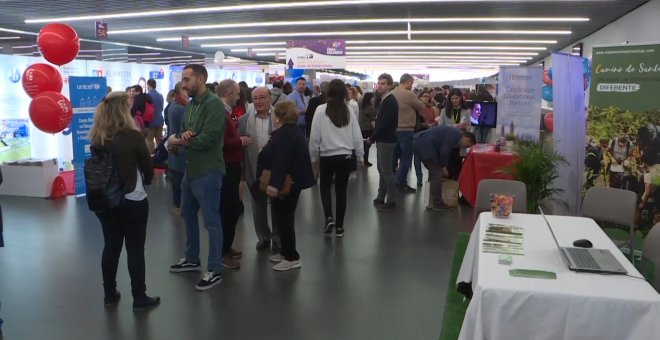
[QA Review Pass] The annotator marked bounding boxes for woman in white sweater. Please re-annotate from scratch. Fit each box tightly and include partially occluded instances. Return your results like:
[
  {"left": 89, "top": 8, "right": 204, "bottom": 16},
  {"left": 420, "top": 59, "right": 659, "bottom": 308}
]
[{"left": 309, "top": 79, "right": 364, "bottom": 238}]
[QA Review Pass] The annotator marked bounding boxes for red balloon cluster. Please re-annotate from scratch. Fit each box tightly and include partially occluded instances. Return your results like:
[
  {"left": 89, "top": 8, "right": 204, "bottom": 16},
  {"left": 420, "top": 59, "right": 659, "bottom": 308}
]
[{"left": 24, "top": 23, "right": 79, "bottom": 134}]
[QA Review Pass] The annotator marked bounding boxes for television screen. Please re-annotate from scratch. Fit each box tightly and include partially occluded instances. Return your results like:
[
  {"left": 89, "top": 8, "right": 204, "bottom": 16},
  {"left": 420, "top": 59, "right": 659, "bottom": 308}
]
[{"left": 468, "top": 101, "right": 497, "bottom": 128}]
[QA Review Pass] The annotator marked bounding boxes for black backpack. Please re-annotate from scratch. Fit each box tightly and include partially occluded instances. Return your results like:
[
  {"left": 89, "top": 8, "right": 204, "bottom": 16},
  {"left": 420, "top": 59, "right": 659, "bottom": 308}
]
[{"left": 84, "top": 135, "right": 124, "bottom": 213}]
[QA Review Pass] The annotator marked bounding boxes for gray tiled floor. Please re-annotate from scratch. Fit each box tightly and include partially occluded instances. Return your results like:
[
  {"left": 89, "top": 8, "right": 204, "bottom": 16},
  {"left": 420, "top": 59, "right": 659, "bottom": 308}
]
[{"left": 0, "top": 161, "right": 474, "bottom": 340}]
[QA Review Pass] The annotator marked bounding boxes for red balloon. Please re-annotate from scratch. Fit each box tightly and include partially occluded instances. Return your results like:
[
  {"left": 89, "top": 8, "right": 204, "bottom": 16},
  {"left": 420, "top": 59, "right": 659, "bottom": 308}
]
[
  {"left": 22, "top": 63, "right": 63, "bottom": 98},
  {"left": 543, "top": 70, "right": 553, "bottom": 86},
  {"left": 37, "top": 23, "right": 80, "bottom": 66},
  {"left": 544, "top": 111, "right": 554, "bottom": 132},
  {"left": 29, "top": 92, "right": 73, "bottom": 134}
]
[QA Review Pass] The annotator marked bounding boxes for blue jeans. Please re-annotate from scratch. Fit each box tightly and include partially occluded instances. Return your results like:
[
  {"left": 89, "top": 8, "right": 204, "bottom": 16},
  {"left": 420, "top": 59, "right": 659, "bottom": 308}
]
[
  {"left": 394, "top": 131, "right": 415, "bottom": 187},
  {"left": 181, "top": 171, "right": 224, "bottom": 273}
]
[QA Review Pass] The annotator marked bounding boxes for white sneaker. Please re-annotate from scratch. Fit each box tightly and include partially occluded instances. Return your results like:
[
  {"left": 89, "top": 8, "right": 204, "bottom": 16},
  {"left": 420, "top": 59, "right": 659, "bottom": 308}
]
[
  {"left": 273, "top": 260, "right": 301, "bottom": 271},
  {"left": 269, "top": 254, "right": 284, "bottom": 263}
]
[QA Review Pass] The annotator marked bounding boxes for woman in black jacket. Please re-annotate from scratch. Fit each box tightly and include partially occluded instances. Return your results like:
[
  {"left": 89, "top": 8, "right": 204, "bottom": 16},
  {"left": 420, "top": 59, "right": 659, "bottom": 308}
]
[
  {"left": 257, "top": 101, "right": 315, "bottom": 271},
  {"left": 88, "top": 91, "right": 159, "bottom": 310}
]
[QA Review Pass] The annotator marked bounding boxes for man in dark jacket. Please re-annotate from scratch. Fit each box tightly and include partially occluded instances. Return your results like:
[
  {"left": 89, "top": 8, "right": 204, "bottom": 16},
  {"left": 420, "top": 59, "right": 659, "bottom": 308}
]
[
  {"left": 413, "top": 125, "right": 476, "bottom": 210},
  {"left": 368, "top": 73, "right": 399, "bottom": 211},
  {"left": 305, "top": 81, "right": 328, "bottom": 137}
]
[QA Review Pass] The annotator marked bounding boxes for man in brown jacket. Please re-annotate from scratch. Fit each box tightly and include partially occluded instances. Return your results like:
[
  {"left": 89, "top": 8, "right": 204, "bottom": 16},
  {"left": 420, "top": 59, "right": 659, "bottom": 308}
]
[{"left": 392, "top": 73, "right": 425, "bottom": 192}]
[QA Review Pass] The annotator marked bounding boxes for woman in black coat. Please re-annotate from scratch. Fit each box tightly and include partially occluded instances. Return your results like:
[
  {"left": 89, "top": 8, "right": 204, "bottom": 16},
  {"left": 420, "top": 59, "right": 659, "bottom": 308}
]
[{"left": 257, "top": 101, "right": 315, "bottom": 271}]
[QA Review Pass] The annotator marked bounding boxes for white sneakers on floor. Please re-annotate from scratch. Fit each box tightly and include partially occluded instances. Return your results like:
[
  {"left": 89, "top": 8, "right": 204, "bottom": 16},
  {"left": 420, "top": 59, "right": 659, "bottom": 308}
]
[{"left": 273, "top": 260, "right": 301, "bottom": 271}]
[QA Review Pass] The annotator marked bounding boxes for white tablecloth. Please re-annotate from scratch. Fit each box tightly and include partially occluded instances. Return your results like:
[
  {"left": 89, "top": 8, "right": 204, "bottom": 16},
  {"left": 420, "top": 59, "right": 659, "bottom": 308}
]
[{"left": 456, "top": 212, "right": 660, "bottom": 340}]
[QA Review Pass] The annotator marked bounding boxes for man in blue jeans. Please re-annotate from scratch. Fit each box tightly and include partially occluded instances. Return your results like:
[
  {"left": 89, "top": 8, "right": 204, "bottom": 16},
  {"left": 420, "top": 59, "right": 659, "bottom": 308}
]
[
  {"left": 168, "top": 65, "right": 226, "bottom": 291},
  {"left": 391, "top": 74, "right": 425, "bottom": 193}
]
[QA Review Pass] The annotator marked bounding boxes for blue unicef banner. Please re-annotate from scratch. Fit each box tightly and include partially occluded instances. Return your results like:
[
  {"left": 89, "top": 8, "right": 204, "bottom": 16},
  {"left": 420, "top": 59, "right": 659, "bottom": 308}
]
[{"left": 69, "top": 76, "right": 107, "bottom": 195}]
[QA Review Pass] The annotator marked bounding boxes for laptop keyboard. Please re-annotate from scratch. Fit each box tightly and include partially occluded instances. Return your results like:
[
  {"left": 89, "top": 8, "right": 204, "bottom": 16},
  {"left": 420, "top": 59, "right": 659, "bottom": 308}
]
[{"left": 566, "top": 248, "right": 601, "bottom": 269}]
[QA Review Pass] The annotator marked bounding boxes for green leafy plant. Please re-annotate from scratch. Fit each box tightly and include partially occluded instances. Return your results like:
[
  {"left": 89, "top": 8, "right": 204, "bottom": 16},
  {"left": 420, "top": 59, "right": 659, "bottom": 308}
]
[
  {"left": 501, "top": 142, "right": 569, "bottom": 213},
  {"left": 505, "top": 133, "right": 517, "bottom": 141}
]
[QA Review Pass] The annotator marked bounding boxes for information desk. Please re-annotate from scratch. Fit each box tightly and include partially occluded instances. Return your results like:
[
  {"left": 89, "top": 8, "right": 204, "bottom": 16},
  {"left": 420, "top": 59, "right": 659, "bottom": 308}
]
[
  {"left": 457, "top": 145, "right": 517, "bottom": 207},
  {"left": 456, "top": 212, "right": 660, "bottom": 340}
]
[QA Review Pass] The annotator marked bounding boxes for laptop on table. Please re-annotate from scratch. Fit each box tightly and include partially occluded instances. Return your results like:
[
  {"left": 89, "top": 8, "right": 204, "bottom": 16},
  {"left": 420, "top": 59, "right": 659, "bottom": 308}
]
[{"left": 539, "top": 207, "right": 627, "bottom": 275}]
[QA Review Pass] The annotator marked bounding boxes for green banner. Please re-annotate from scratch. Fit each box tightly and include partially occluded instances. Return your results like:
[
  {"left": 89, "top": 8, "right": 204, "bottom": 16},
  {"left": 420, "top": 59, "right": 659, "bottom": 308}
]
[
  {"left": 586, "top": 43, "right": 660, "bottom": 231},
  {"left": 590, "top": 44, "right": 660, "bottom": 112}
]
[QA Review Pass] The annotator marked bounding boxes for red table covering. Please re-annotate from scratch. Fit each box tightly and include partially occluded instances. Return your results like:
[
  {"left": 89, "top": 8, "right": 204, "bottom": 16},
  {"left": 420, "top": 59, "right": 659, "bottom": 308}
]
[{"left": 458, "top": 144, "right": 517, "bottom": 207}]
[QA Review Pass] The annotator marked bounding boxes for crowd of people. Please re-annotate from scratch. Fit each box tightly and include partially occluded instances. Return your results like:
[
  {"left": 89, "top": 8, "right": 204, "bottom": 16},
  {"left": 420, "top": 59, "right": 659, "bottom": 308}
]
[{"left": 84, "top": 65, "right": 478, "bottom": 311}]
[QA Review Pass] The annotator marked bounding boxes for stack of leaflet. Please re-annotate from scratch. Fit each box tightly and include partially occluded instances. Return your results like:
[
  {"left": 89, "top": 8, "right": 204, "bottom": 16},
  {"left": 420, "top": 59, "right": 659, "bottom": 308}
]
[{"left": 482, "top": 224, "right": 524, "bottom": 255}]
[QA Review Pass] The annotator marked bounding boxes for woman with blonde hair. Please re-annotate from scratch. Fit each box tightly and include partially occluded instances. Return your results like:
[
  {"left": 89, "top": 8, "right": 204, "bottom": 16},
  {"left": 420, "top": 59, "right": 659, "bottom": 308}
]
[
  {"left": 88, "top": 91, "right": 159, "bottom": 310},
  {"left": 257, "top": 101, "right": 315, "bottom": 271}
]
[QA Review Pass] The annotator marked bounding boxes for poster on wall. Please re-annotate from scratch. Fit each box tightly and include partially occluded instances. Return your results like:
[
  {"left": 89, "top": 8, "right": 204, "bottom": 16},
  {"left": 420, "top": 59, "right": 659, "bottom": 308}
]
[
  {"left": 497, "top": 66, "right": 543, "bottom": 141},
  {"left": 69, "top": 76, "right": 107, "bottom": 195},
  {"left": 586, "top": 43, "right": 660, "bottom": 231},
  {"left": 286, "top": 40, "right": 345, "bottom": 69},
  {"left": 0, "top": 119, "right": 30, "bottom": 162}
]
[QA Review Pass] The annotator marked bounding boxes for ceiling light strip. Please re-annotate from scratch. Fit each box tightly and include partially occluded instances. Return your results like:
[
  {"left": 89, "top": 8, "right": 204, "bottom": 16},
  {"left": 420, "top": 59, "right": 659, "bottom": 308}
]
[
  {"left": 26, "top": 1, "right": 593, "bottom": 23},
  {"left": 160, "top": 29, "right": 571, "bottom": 42},
  {"left": 346, "top": 51, "right": 538, "bottom": 56},
  {"left": 108, "top": 17, "right": 587, "bottom": 35}
]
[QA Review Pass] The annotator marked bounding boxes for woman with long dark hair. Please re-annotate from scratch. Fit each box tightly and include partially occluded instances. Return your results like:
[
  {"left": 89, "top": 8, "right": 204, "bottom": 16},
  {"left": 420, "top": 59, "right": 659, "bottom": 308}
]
[
  {"left": 309, "top": 79, "right": 364, "bottom": 237},
  {"left": 88, "top": 92, "right": 159, "bottom": 310},
  {"left": 359, "top": 92, "right": 377, "bottom": 166},
  {"left": 438, "top": 88, "right": 470, "bottom": 130}
]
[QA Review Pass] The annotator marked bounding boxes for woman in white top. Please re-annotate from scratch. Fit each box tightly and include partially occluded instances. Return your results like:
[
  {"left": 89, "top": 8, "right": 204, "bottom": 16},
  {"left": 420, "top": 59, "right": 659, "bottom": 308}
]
[
  {"left": 309, "top": 79, "right": 364, "bottom": 238},
  {"left": 347, "top": 87, "right": 360, "bottom": 119},
  {"left": 437, "top": 88, "right": 472, "bottom": 179},
  {"left": 87, "top": 91, "right": 159, "bottom": 310}
]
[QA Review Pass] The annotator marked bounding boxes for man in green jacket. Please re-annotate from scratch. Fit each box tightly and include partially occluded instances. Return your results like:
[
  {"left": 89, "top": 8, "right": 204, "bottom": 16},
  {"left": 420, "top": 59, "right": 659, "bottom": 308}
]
[{"left": 167, "top": 64, "right": 226, "bottom": 291}]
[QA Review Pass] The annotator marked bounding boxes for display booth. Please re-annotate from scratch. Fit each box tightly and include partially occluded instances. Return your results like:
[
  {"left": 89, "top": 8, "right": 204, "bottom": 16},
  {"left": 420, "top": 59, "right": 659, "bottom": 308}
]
[{"left": 0, "top": 53, "right": 266, "bottom": 197}]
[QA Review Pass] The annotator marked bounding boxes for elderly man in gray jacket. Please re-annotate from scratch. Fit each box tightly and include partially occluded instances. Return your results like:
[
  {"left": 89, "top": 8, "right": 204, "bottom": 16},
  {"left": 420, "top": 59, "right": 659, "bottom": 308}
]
[{"left": 238, "top": 86, "right": 280, "bottom": 252}]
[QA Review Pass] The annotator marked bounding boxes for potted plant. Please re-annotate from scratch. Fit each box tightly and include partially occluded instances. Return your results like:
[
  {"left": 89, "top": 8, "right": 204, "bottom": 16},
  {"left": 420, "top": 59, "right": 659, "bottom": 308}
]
[{"left": 501, "top": 141, "right": 568, "bottom": 213}]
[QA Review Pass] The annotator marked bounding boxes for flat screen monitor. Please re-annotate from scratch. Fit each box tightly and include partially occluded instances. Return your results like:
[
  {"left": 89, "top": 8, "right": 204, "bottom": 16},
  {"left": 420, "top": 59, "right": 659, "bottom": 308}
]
[{"left": 468, "top": 101, "right": 497, "bottom": 128}]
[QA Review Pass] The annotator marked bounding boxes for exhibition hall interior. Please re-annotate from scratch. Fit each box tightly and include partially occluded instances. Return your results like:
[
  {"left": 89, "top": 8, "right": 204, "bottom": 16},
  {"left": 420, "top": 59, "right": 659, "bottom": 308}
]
[{"left": 0, "top": 1, "right": 659, "bottom": 339}]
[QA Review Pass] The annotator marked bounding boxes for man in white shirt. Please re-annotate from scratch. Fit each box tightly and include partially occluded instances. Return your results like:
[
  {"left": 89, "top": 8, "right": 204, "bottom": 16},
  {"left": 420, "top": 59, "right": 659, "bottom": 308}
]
[{"left": 238, "top": 87, "right": 279, "bottom": 252}]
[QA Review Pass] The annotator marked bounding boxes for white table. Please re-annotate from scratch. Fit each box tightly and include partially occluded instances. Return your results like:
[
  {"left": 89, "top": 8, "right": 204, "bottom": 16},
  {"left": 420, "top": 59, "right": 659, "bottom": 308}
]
[{"left": 456, "top": 212, "right": 660, "bottom": 340}]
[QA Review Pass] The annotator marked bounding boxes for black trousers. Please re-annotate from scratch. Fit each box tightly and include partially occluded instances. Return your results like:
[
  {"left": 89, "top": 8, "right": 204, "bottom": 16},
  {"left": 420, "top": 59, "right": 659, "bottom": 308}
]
[
  {"left": 96, "top": 198, "right": 148, "bottom": 298},
  {"left": 220, "top": 163, "right": 241, "bottom": 256},
  {"left": 272, "top": 189, "right": 301, "bottom": 261},
  {"left": 319, "top": 154, "right": 352, "bottom": 228},
  {"left": 361, "top": 129, "right": 373, "bottom": 163}
]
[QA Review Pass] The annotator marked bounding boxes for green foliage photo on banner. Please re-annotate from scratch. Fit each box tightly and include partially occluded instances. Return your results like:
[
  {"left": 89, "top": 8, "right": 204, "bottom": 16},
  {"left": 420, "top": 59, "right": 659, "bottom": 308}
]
[{"left": 586, "top": 43, "right": 660, "bottom": 232}]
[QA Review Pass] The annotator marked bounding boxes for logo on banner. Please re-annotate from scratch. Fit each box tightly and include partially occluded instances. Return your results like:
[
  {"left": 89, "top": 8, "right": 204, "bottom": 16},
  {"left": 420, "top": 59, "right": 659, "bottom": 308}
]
[
  {"left": 76, "top": 83, "right": 102, "bottom": 90},
  {"left": 7, "top": 67, "right": 21, "bottom": 83},
  {"left": 91, "top": 69, "right": 103, "bottom": 77},
  {"left": 327, "top": 41, "right": 344, "bottom": 55}
]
